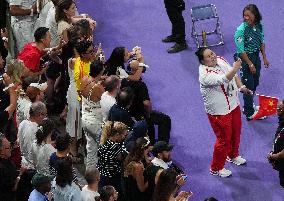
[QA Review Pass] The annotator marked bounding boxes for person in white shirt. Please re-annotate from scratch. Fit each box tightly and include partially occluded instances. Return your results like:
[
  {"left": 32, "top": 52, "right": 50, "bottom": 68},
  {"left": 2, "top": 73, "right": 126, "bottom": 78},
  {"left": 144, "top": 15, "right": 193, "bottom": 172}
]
[
  {"left": 81, "top": 167, "right": 100, "bottom": 201},
  {"left": 18, "top": 101, "right": 47, "bottom": 169},
  {"left": 9, "top": 0, "right": 38, "bottom": 54},
  {"left": 100, "top": 75, "right": 120, "bottom": 122},
  {"left": 31, "top": 118, "right": 56, "bottom": 175},
  {"left": 34, "top": 0, "right": 54, "bottom": 32},
  {"left": 196, "top": 47, "right": 252, "bottom": 178},
  {"left": 45, "top": 0, "right": 59, "bottom": 47}
]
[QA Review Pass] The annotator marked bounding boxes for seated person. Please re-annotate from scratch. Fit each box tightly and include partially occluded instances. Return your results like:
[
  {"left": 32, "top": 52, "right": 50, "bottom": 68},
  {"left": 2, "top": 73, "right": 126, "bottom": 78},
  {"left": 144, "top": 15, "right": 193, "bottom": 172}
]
[
  {"left": 121, "top": 68, "right": 171, "bottom": 144},
  {"left": 108, "top": 87, "right": 136, "bottom": 128},
  {"left": 100, "top": 75, "right": 120, "bottom": 123},
  {"left": 105, "top": 46, "right": 143, "bottom": 81}
]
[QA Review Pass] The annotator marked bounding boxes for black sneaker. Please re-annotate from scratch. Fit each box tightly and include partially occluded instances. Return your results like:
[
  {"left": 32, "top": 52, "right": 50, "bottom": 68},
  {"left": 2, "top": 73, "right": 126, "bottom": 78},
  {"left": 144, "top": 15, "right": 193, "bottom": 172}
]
[
  {"left": 162, "top": 35, "right": 176, "bottom": 43},
  {"left": 167, "top": 43, "right": 187, "bottom": 53}
]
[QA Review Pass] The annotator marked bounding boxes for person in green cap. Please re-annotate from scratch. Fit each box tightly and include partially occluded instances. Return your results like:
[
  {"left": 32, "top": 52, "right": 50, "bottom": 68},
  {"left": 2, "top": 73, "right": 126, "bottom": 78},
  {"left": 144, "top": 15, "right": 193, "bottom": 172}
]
[
  {"left": 28, "top": 173, "right": 53, "bottom": 201},
  {"left": 234, "top": 4, "right": 270, "bottom": 121}
]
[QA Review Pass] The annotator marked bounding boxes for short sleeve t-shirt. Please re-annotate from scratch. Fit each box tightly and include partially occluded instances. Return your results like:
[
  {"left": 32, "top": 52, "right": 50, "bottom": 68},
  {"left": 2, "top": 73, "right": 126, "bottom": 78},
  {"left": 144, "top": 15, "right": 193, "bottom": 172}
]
[
  {"left": 57, "top": 20, "right": 72, "bottom": 39},
  {"left": 100, "top": 92, "right": 116, "bottom": 122},
  {"left": 234, "top": 22, "right": 264, "bottom": 54},
  {"left": 17, "top": 43, "right": 44, "bottom": 72},
  {"left": 121, "top": 79, "right": 150, "bottom": 120},
  {"left": 81, "top": 186, "right": 100, "bottom": 201}
]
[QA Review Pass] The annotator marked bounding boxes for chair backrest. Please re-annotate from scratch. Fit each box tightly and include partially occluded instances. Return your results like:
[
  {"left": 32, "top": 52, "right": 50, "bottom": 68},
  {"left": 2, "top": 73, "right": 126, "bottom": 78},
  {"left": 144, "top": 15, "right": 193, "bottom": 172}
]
[{"left": 191, "top": 4, "right": 217, "bottom": 21}]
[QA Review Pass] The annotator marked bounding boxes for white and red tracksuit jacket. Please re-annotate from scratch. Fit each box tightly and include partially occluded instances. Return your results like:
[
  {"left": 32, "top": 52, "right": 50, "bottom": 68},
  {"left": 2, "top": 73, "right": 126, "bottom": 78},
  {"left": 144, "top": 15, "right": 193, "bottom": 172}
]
[{"left": 199, "top": 57, "right": 240, "bottom": 115}]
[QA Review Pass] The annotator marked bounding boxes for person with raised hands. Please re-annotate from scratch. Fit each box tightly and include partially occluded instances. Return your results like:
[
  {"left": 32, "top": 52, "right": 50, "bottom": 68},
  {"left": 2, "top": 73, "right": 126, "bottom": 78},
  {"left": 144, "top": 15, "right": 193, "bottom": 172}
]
[{"left": 196, "top": 47, "right": 252, "bottom": 178}]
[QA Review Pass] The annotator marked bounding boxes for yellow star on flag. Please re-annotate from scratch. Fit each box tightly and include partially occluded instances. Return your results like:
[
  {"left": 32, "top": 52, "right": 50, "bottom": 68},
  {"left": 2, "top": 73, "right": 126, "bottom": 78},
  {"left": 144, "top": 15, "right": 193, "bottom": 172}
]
[{"left": 268, "top": 101, "right": 274, "bottom": 107}]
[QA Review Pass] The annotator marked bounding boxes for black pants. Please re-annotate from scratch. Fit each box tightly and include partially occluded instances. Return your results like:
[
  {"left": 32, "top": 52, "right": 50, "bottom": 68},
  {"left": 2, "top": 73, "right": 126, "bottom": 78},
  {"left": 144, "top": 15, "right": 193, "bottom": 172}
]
[
  {"left": 279, "top": 170, "right": 284, "bottom": 188},
  {"left": 239, "top": 52, "right": 261, "bottom": 117},
  {"left": 165, "top": 4, "right": 185, "bottom": 43},
  {"left": 147, "top": 110, "right": 171, "bottom": 144}
]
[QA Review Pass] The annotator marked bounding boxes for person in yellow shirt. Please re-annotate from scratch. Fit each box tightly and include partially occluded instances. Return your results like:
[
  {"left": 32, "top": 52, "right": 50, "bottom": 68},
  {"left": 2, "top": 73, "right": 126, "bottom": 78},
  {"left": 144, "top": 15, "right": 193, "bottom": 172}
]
[{"left": 73, "top": 40, "right": 95, "bottom": 92}]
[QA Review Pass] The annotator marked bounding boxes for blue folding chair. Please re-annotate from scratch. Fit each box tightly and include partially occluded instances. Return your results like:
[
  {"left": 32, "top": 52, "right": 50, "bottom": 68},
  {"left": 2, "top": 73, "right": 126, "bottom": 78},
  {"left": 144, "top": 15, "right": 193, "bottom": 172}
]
[{"left": 190, "top": 4, "right": 224, "bottom": 48}]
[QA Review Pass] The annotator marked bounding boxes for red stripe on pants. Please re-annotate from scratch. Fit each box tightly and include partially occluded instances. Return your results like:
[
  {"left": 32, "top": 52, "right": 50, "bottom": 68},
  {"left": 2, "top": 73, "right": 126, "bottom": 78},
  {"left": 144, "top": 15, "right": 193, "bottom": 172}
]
[{"left": 207, "top": 106, "right": 242, "bottom": 171}]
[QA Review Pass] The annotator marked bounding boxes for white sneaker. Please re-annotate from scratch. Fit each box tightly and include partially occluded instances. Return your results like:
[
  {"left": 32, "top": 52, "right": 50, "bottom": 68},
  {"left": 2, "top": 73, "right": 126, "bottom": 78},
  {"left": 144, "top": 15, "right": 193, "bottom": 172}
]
[
  {"left": 226, "top": 156, "right": 246, "bottom": 166},
  {"left": 210, "top": 168, "right": 232, "bottom": 178},
  {"left": 246, "top": 110, "right": 267, "bottom": 121},
  {"left": 253, "top": 105, "right": 260, "bottom": 111}
]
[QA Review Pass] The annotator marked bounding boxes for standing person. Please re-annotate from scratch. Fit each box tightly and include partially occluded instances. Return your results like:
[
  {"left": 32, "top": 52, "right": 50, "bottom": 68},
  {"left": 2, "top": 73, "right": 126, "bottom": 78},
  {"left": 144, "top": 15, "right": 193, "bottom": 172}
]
[
  {"left": 81, "top": 167, "right": 100, "bottom": 201},
  {"left": 18, "top": 101, "right": 47, "bottom": 169},
  {"left": 267, "top": 100, "right": 284, "bottom": 188},
  {"left": 80, "top": 60, "right": 105, "bottom": 168},
  {"left": 196, "top": 47, "right": 252, "bottom": 177},
  {"left": 17, "top": 27, "right": 51, "bottom": 75},
  {"left": 32, "top": 118, "right": 56, "bottom": 175},
  {"left": 53, "top": 157, "right": 81, "bottom": 201},
  {"left": 9, "top": 0, "right": 38, "bottom": 53},
  {"left": 234, "top": 4, "right": 270, "bottom": 120},
  {"left": 162, "top": 0, "right": 187, "bottom": 53},
  {"left": 97, "top": 121, "right": 128, "bottom": 201},
  {"left": 0, "top": 133, "right": 19, "bottom": 201},
  {"left": 28, "top": 173, "right": 53, "bottom": 201}
]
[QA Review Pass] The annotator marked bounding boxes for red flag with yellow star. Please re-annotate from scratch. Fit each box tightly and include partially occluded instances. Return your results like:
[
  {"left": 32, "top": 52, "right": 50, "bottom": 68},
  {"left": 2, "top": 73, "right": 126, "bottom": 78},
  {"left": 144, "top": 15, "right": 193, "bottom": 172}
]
[{"left": 253, "top": 95, "right": 278, "bottom": 120}]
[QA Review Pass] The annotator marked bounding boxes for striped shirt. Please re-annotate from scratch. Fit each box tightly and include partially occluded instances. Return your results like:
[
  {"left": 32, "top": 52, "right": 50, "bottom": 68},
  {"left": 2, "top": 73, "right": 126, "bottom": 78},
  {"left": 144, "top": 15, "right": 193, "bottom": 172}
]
[
  {"left": 234, "top": 22, "right": 264, "bottom": 54},
  {"left": 97, "top": 139, "right": 126, "bottom": 178}
]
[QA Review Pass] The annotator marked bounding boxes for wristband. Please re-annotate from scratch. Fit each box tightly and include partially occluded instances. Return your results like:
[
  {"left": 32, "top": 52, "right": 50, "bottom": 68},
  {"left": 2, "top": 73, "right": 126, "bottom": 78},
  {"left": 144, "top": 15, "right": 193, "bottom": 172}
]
[
  {"left": 2, "top": 37, "right": 8, "bottom": 43},
  {"left": 3, "top": 83, "right": 15, "bottom": 91},
  {"left": 250, "top": 63, "right": 254, "bottom": 68},
  {"left": 30, "top": 8, "right": 34, "bottom": 16},
  {"left": 139, "top": 63, "right": 149, "bottom": 68}
]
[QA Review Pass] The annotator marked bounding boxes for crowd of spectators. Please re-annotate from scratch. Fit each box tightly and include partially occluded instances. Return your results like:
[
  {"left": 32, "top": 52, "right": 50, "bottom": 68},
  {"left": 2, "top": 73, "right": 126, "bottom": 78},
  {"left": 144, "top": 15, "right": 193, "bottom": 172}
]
[{"left": 0, "top": 0, "right": 194, "bottom": 201}]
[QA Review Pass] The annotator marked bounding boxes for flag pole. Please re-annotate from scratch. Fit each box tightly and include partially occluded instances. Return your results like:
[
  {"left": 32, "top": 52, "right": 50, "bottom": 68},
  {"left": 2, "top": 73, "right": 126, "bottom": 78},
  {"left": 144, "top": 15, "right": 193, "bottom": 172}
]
[{"left": 255, "top": 93, "right": 279, "bottom": 100}]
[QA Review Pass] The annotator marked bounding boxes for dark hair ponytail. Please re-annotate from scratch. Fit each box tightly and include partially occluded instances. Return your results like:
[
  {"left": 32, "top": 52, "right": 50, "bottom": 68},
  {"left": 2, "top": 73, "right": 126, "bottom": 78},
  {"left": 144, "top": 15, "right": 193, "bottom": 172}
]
[{"left": 35, "top": 118, "right": 55, "bottom": 145}]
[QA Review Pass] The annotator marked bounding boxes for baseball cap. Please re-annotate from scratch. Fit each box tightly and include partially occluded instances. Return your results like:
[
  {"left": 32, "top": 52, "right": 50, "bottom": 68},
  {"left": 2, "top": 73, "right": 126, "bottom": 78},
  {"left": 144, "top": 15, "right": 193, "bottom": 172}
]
[
  {"left": 31, "top": 173, "right": 54, "bottom": 187},
  {"left": 152, "top": 141, "right": 173, "bottom": 157}
]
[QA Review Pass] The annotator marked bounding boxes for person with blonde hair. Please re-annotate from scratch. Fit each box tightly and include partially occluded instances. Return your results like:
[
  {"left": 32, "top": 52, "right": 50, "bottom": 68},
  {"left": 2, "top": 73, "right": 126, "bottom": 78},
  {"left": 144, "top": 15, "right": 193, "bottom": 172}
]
[
  {"left": 97, "top": 121, "right": 128, "bottom": 201},
  {"left": 6, "top": 59, "right": 45, "bottom": 84}
]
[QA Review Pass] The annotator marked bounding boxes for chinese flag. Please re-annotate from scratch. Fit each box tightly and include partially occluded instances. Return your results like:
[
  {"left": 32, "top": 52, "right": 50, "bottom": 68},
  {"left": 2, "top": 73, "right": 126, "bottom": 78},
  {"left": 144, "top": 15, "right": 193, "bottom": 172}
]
[{"left": 253, "top": 95, "right": 278, "bottom": 120}]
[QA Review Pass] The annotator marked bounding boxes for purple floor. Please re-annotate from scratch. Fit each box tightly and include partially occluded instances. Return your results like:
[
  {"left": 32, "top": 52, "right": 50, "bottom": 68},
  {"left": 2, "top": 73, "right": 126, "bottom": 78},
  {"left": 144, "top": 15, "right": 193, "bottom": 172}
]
[{"left": 77, "top": 0, "right": 284, "bottom": 200}]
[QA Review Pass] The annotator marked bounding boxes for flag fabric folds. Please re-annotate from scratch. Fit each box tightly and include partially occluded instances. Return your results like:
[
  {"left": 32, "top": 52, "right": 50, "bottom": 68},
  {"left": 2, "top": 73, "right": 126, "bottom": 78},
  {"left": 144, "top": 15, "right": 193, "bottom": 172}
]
[{"left": 253, "top": 95, "right": 278, "bottom": 120}]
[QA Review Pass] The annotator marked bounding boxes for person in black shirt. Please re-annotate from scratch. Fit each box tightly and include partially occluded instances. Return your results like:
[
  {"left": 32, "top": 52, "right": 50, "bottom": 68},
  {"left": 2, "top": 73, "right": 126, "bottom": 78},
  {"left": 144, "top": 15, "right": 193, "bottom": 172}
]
[
  {"left": 0, "top": 133, "right": 18, "bottom": 201},
  {"left": 108, "top": 87, "right": 136, "bottom": 128},
  {"left": 121, "top": 77, "right": 171, "bottom": 144},
  {"left": 268, "top": 99, "right": 284, "bottom": 188},
  {"left": 162, "top": 0, "right": 187, "bottom": 53}
]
